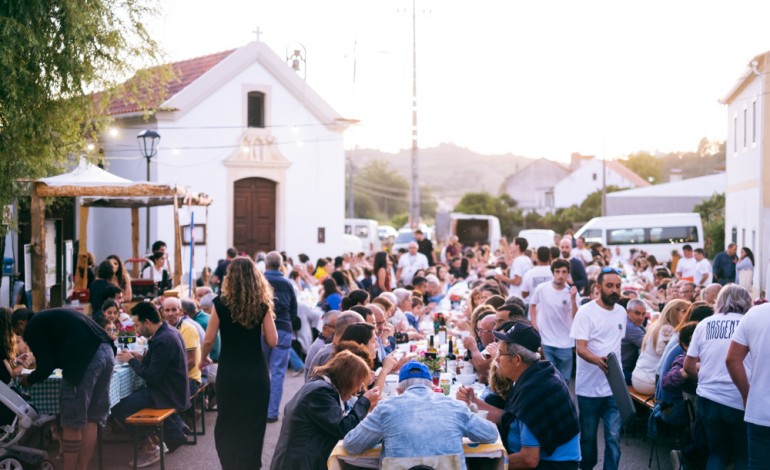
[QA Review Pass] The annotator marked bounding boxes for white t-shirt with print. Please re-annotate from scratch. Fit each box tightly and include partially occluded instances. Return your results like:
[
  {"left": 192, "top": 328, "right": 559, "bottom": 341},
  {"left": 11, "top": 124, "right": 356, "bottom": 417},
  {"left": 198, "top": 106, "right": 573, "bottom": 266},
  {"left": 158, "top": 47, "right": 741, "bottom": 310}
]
[
  {"left": 530, "top": 282, "right": 575, "bottom": 349},
  {"left": 397, "top": 253, "right": 429, "bottom": 285},
  {"left": 675, "top": 256, "right": 697, "bottom": 280},
  {"left": 730, "top": 304, "right": 770, "bottom": 424},
  {"left": 508, "top": 255, "right": 533, "bottom": 299},
  {"left": 687, "top": 312, "right": 747, "bottom": 410},
  {"left": 694, "top": 259, "right": 713, "bottom": 286},
  {"left": 571, "top": 248, "right": 593, "bottom": 265},
  {"left": 521, "top": 265, "right": 553, "bottom": 297},
  {"left": 570, "top": 300, "right": 627, "bottom": 397}
]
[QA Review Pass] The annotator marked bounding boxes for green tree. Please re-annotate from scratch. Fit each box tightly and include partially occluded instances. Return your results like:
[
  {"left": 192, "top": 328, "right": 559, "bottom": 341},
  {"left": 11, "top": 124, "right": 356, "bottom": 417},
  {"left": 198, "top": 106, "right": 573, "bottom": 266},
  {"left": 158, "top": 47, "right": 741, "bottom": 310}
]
[
  {"left": 0, "top": 0, "right": 163, "bottom": 220},
  {"left": 694, "top": 193, "right": 725, "bottom": 257},
  {"left": 617, "top": 152, "right": 661, "bottom": 184}
]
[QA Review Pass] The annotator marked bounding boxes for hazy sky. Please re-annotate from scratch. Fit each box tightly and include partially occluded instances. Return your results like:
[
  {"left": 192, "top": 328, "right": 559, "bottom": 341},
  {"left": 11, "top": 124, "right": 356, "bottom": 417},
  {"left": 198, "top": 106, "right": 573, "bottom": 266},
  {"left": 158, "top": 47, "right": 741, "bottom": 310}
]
[{"left": 148, "top": 0, "right": 770, "bottom": 162}]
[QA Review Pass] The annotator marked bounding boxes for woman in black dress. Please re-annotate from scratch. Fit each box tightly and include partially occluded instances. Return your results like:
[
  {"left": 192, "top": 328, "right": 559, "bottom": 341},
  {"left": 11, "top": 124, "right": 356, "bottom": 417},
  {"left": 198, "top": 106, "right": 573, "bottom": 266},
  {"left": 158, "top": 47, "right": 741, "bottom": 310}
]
[{"left": 200, "top": 257, "right": 277, "bottom": 470}]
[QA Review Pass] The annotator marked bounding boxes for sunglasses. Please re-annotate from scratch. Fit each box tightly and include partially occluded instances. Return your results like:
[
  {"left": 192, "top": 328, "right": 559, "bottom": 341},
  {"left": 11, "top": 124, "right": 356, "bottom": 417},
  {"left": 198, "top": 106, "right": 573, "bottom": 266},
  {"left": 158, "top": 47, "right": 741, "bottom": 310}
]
[{"left": 601, "top": 267, "right": 622, "bottom": 275}]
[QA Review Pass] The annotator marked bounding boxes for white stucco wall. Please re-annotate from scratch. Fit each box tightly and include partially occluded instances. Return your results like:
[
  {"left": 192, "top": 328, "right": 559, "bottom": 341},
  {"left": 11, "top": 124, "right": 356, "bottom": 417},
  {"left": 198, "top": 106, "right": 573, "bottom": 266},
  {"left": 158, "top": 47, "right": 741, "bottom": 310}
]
[
  {"left": 553, "top": 159, "right": 639, "bottom": 208},
  {"left": 93, "top": 49, "right": 345, "bottom": 280}
]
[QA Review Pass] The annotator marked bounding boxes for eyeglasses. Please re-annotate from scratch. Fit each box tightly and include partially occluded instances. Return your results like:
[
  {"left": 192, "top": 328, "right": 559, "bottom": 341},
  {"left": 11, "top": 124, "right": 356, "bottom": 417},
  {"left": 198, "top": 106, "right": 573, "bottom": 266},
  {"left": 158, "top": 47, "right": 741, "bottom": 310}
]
[
  {"left": 106, "top": 328, "right": 117, "bottom": 333},
  {"left": 475, "top": 327, "right": 493, "bottom": 335},
  {"left": 601, "top": 267, "right": 622, "bottom": 275}
]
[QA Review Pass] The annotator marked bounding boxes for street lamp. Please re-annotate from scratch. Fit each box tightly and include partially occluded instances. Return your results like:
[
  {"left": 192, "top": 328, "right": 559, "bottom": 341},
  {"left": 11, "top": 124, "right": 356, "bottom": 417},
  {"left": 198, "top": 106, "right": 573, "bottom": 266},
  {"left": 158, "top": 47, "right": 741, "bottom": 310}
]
[{"left": 137, "top": 130, "right": 160, "bottom": 252}]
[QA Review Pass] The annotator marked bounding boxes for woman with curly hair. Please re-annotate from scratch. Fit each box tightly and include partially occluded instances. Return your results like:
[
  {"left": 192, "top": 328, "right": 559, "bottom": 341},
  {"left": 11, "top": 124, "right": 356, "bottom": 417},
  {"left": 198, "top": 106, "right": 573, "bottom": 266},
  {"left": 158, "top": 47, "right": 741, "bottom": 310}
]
[
  {"left": 106, "top": 254, "right": 132, "bottom": 301},
  {"left": 199, "top": 257, "right": 277, "bottom": 470}
]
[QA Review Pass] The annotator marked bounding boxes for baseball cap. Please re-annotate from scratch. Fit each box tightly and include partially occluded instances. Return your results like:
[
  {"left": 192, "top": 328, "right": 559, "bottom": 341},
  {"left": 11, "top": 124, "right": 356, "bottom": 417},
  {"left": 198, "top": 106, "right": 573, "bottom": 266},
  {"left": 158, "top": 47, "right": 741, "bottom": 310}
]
[
  {"left": 398, "top": 361, "right": 431, "bottom": 382},
  {"left": 493, "top": 322, "right": 541, "bottom": 353}
]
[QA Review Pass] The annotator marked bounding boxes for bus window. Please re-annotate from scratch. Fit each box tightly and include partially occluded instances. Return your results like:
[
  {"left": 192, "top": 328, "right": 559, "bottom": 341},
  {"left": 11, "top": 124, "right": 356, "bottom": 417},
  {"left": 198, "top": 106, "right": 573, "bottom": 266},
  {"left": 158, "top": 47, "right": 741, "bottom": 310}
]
[
  {"left": 355, "top": 225, "right": 369, "bottom": 238},
  {"left": 581, "top": 229, "right": 602, "bottom": 244},
  {"left": 345, "top": 225, "right": 352, "bottom": 235},
  {"left": 607, "top": 228, "right": 644, "bottom": 245},
  {"left": 649, "top": 226, "right": 699, "bottom": 244}
]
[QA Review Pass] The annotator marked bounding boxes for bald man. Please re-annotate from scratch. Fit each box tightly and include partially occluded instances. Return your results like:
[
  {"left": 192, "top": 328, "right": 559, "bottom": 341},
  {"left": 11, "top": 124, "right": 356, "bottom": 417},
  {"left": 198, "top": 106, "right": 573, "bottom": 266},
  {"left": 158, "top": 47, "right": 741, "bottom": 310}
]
[
  {"left": 162, "top": 297, "right": 202, "bottom": 396},
  {"left": 701, "top": 283, "right": 722, "bottom": 306}
]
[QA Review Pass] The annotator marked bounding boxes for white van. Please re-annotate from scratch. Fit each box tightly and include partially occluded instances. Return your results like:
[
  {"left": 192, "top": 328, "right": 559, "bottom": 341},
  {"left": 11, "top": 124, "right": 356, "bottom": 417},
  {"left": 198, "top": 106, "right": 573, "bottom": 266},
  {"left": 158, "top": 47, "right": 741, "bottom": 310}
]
[
  {"left": 344, "top": 219, "right": 381, "bottom": 254},
  {"left": 517, "top": 229, "right": 557, "bottom": 250},
  {"left": 450, "top": 213, "right": 502, "bottom": 252},
  {"left": 575, "top": 213, "right": 703, "bottom": 262}
]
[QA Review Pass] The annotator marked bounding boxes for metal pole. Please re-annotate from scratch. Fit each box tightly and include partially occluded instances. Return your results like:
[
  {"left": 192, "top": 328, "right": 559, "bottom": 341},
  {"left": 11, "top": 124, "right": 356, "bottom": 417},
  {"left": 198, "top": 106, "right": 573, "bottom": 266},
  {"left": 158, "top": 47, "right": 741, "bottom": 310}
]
[
  {"left": 347, "top": 154, "right": 354, "bottom": 217},
  {"left": 409, "top": 0, "right": 420, "bottom": 228},
  {"left": 146, "top": 157, "right": 151, "bottom": 252}
]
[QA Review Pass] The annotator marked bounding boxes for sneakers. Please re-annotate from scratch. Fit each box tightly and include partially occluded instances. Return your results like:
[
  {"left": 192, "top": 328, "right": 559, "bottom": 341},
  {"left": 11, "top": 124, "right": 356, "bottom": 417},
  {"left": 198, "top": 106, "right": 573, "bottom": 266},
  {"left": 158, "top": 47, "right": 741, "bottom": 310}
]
[
  {"left": 165, "top": 437, "right": 189, "bottom": 453},
  {"left": 670, "top": 449, "right": 682, "bottom": 470},
  {"left": 129, "top": 447, "right": 160, "bottom": 468}
]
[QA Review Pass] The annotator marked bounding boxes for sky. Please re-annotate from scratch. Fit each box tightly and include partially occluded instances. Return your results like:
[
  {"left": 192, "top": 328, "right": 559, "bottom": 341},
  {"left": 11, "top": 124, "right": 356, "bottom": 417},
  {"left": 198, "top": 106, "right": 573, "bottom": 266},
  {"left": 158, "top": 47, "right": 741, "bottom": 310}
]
[{"left": 147, "top": 0, "right": 770, "bottom": 162}]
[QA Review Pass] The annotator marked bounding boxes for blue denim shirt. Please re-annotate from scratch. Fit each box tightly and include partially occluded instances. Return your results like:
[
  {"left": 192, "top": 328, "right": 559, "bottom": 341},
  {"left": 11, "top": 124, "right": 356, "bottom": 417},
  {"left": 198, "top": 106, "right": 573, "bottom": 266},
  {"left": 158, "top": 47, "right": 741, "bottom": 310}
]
[
  {"left": 343, "top": 384, "right": 499, "bottom": 469},
  {"left": 264, "top": 269, "right": 298, "bottom": 332}
]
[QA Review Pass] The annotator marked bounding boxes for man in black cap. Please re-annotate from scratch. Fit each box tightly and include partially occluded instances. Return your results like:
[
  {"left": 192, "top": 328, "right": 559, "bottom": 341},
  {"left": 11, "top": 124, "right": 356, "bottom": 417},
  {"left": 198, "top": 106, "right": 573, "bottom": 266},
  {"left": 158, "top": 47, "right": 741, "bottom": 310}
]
[{"left": 13, "top": 308, "right": 115, "bottom": 470}]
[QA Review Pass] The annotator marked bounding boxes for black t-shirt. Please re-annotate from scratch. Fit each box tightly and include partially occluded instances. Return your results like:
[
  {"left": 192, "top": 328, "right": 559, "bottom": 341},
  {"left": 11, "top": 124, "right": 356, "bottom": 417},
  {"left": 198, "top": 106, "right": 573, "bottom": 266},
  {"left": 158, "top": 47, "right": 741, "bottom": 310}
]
[
  {"left": 418, "top": 239, "right": 435, "bottom": 266},
  {"left": 213, "top": 259, "right": 230, "bottom": 282}
]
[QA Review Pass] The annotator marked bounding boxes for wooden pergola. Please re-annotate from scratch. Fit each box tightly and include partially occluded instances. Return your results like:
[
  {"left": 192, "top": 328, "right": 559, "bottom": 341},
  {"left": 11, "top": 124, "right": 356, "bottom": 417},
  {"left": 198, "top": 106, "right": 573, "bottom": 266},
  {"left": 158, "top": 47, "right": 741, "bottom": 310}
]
[{"left": 27, "top": 160, "right": 212, "bottom": 311}]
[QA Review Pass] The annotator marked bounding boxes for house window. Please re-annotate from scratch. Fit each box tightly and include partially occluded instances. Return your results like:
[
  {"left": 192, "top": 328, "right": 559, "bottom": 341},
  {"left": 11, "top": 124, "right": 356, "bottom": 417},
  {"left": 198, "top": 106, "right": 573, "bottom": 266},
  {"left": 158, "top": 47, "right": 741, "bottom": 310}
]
[
  {"left": 743, "top": 108, "right": 747, "bottom": 149},
  {"left": 247, "top": 91, "right": 265, "bottom": 128},
  {"left": 545, "top": 191, "right": 554, "bottom": 208},
  {"left": 731, "top": 227, "right": 737, "bottom": 244},
  {"left": 592, "top": 173, "right": 597, "bottom": 181},
  {"left": 753, "top": 100, "right": 757, "bottom": 143}
]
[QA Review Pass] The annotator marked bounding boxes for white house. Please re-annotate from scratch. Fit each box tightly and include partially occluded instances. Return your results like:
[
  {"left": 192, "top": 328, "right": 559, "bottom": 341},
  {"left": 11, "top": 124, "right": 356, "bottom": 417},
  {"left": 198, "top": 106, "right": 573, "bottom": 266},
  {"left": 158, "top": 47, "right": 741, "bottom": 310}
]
[
  {"left": 552, "top": 153, "right": 650, "bottom": 209},
  {"left": 92, "top": 41, "right": 351, "bottom": 276},
  {"left": 500, "top": 158, "right": 570, "bottom": 214},
  {"left": 720, "top": 50, "right": 770, "bottom": 296}
]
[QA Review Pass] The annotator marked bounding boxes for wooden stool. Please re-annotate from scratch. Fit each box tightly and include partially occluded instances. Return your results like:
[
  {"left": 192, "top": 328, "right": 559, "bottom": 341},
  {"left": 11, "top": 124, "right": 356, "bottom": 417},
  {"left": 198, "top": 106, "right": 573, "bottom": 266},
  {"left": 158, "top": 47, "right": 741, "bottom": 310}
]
[
  {"left": 187, "top": 382, "right": 208, "bottom": 445},
  {"left": 126, "top": 408, "right": 176, "bottom": 470}
]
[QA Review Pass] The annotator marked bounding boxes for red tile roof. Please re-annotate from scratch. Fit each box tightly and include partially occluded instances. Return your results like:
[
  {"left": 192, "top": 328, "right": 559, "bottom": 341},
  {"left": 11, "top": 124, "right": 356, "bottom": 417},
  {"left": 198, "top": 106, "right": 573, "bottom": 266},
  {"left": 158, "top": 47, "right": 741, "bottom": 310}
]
[{"left": 105, "top": 49, "right": 236, "bottom": 115}]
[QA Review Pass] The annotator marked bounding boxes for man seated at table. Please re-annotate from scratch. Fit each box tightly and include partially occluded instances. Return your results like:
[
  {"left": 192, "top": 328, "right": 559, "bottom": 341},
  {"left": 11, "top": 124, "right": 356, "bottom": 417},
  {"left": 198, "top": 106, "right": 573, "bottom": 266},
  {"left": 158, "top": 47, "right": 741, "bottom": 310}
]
[
  {"left": 13, "top": 308, "right": 115, "bottom": 470},
  {"left": 305, "top": 310, "right": 364, "bottom": 381},
  {"left": 343, "top": 361, "right": 498, "bottom": 468},
  {"left": 162, "top": 297, "right": 202, "bottom": 396},
  {"left": 112, "top": 302, "right": 190, "bottom": 467}
]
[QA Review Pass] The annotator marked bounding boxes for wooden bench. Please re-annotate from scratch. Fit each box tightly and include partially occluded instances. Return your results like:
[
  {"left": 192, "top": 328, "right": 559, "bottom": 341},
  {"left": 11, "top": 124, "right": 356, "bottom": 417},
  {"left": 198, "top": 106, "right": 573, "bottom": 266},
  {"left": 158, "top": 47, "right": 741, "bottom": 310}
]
[
  {"left": 187, "top": 382, "right": 208, "bottom": 445},
  {"left": 126, "top": 408, "right": 176, "bottom": 470},
  {"left": 628, "top": 386, "right": 656, "bottom": 411}
]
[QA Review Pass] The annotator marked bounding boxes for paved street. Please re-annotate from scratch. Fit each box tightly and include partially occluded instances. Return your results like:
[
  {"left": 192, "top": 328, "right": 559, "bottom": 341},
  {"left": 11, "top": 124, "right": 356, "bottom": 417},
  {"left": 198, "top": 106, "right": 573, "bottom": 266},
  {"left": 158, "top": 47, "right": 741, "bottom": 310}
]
[{"left": 70, "top": 373, "right": 678, "bottom": 469}]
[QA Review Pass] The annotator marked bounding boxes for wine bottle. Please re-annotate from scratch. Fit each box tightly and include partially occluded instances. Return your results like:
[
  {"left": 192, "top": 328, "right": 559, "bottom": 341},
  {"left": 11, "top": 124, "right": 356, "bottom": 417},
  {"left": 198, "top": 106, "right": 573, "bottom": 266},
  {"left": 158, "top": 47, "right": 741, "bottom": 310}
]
[
  {"left": 426, "top": 335, "right": 437, "bottom": 360},
  {"left": 438, "top": 324, "right": 447, "bottom": 346},
  {"left": 446, "top": 338, "right": 457, "bottom": 374}
]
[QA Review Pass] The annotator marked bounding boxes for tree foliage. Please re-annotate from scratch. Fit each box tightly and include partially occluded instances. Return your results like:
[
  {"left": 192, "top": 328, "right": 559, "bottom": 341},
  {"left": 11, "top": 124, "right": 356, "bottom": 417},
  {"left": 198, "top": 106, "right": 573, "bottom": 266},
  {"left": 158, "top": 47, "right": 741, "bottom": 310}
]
[
  {"left": 617, "top": 152, "right": 661, "bottom": 183},
  {"left": 347, "top": 160, "right": 436, "bottom": 223},
  {"left": 0, "top": 0, "right": 164, "bottom": 232},
  {"left": 694, "top": 193, "right": 725, "bottom": 257}
]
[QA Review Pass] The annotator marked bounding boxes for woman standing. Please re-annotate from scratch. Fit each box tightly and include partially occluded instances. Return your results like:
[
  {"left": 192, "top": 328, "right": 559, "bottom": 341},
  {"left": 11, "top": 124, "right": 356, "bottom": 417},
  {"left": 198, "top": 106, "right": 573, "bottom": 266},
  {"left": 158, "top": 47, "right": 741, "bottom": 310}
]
[
  {"left": 106, "top": 254, "right": 132, "bottom": 301},
  {"left": 200, "top": 257, "right": 277, "bottom": 470},
  {"left": 736, "top": 247, "right": 755, "bottom": 291},
  {"left": 141, "top": 252, "right": 171, "bottom": 294},
  {"left": 684, "top": 284, "right": 752, "bottom": 469}
]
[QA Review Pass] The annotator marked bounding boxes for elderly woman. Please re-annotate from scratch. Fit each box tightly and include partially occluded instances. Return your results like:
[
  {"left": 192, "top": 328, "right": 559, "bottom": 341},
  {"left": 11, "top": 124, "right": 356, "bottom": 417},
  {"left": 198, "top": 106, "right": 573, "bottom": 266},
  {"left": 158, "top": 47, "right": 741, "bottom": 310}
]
[
  {"left": 493, "top": 322, "right": 581, "bottom": 469},
  {"left": 684, "top": 284, "right": 753, "bottom": 469},
  {"left": 270, "top": 350, "right": 380, "bottom": 470}
]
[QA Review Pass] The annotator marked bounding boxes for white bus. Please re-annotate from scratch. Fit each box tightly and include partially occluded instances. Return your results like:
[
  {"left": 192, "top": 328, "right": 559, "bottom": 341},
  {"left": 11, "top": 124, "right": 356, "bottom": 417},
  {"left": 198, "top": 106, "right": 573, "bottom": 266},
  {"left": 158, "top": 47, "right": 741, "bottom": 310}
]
[{"left": 575, "top": 213, "right": 703, "bottom": 262}]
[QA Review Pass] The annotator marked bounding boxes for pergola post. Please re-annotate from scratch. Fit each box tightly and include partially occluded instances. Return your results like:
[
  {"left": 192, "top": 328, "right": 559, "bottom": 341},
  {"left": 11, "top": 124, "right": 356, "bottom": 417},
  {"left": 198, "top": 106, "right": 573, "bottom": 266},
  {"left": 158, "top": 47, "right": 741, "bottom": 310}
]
[
  {"left": 173, "top": 194, "right": 183, "bottom": 287},
  {"left": 131, "top": 207, "right": 140, "bottom": 277},
  {"left": 30, "top": 184, "right": 47, "bottom": 311},
  {"left": 75, "top": 205, "right": 90, "bottom": 290}
]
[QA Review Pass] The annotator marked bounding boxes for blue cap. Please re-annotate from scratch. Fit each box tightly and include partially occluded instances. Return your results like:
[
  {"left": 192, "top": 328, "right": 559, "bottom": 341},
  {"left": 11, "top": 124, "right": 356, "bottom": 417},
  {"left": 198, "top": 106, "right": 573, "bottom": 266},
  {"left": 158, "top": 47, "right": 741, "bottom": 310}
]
[{"left": 398, "top": 360, "right": 431, "bottom": 382}]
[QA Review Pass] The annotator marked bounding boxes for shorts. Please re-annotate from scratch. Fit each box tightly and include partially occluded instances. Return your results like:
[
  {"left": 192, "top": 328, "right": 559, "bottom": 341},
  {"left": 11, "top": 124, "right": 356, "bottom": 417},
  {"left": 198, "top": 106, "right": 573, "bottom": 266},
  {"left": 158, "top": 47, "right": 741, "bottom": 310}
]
[{"left": 60, "top": 343, "right": 115, "bottom": 429}]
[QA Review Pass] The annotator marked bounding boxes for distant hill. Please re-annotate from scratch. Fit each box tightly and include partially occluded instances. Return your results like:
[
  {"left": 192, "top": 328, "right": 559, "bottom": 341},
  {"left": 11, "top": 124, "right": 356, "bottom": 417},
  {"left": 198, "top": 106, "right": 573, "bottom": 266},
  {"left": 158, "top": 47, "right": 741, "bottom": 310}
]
[{"left": 350, "top": 143, "right": 532, "bottom": 204}]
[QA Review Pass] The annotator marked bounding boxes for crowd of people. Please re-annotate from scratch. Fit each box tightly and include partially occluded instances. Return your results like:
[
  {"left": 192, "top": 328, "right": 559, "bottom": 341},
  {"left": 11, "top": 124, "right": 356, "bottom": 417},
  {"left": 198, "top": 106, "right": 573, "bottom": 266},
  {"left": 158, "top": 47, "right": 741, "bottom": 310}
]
[{"left": 3, "top": 230, "right": 769, "bottom": 470}]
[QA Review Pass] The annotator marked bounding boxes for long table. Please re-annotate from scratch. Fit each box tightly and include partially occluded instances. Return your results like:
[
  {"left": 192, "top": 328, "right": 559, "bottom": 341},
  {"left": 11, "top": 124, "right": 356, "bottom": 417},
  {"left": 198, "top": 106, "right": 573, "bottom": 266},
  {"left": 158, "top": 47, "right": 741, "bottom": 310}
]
[
  {"left": 28, "top": 365, "right": 143, "bottom": 415},
  {"left": 327, "top": 437, "right": 507, "bottom": 470}
]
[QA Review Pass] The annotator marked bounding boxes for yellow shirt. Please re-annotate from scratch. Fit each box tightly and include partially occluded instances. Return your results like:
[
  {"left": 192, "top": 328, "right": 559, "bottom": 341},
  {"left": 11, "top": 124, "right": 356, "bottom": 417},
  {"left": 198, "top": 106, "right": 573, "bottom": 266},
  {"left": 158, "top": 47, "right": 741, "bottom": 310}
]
[{"left": 177, "top": 320, "right": 202, "bottom": 383}]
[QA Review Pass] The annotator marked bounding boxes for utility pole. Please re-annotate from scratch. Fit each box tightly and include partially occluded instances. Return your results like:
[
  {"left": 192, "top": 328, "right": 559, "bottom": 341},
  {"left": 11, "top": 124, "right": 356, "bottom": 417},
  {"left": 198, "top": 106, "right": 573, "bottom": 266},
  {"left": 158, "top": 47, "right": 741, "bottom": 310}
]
[
  {"left": 409, "top": 0, "right": 420, "bottom": 228},
  {"left": 347, "top": 154, "right": 354, "bottom": 217}
]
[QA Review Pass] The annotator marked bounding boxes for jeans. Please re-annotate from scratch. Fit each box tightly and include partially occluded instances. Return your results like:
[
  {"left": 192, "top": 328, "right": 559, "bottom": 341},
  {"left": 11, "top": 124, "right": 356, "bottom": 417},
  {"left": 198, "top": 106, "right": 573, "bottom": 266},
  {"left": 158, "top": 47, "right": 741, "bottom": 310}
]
[
  {"left": 698, "top": 396, "right": 747, "bottom": 470},
  {"left": 747, "top": 423, "right": 770, "bottom": 470},
  {"left": 262, "top": 329, "right": 292, "bottom": 419},
  {"left": 542, "top": 345, "right": 573, "bottom": 385},
  {"left": 111, "top": 388, "right": 186, "bottom": 444},
  {"left": 577, "top": 395, "right": 621, "bottom": 470},
  {"left": 289, "top": 348, "right": 304, "bottom": 370}
]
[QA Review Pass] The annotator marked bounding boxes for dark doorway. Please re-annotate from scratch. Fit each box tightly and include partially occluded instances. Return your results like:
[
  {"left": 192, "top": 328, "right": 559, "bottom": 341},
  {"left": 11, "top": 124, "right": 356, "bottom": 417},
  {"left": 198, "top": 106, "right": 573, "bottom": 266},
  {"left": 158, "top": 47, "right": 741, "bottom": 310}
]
[{"left": 233, "top": 178, "right": 276, "bottom": 256}]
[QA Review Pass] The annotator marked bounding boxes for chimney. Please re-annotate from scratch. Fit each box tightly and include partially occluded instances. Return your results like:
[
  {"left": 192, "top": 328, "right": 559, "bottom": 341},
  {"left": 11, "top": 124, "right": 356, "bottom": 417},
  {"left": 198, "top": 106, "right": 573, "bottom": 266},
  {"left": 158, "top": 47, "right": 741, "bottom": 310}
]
[
  {"left": 670, "top": 168, "right": 683, "bottom": 182},
  {"left": 570, "top": 153, "right": 595, "bottom": 171}
]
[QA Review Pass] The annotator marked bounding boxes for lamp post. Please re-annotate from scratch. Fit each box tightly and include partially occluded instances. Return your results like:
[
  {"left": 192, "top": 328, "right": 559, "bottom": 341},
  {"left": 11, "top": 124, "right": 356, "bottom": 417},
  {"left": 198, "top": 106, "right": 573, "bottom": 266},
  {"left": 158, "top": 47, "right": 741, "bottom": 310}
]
[{"left": 137, "top": 130, "right": 160, "bottom": 252}]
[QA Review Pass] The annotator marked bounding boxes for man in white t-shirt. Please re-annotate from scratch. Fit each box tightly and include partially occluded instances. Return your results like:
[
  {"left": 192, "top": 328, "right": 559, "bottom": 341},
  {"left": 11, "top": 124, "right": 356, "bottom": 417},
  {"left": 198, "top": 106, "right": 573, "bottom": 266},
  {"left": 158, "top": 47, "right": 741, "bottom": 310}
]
[
  {"left": 530, "top": 258, "right": 578, "bottom": 384},
  {"left": 571, "top": 236, "right": 593, "bottom": 265},
  {"left": 675, "top": 244, "right": 697, "bottom": 282},
  {"left": 569, "top": 268, "right": 626, "bottom": 470},
  {"left": 726, "top": 302, "right": 770, "bottom": 467},
  {"left": 395, "top": 242, "right": 429, "bottom": 287},
  {"left": 693, "top": 248, "right": 713, "bottom": 287},
  {"left": 501, "top": 237, "right": 532, "bottom": 300},
  {"left": 521, "top": 247, "right": 554, "bottom": 299},
  {"left": 684, "top": 284, "right": 752, "bottom": 469}
]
